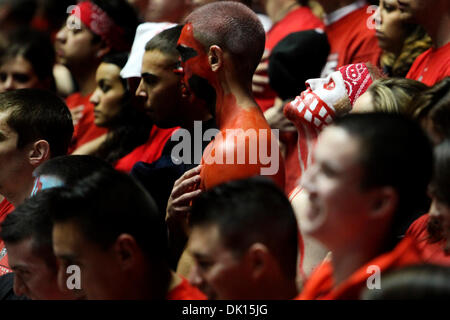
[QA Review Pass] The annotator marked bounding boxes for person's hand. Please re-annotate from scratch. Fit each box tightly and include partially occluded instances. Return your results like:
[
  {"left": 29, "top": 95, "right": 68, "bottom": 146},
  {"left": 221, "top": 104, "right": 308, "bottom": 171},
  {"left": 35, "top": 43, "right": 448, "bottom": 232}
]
[
  {"left": 166, "top": 165, "right": 202, "bottom": 235},
  {"left": 264, "top": 97, "right": 296, "bottom": 131},
  {"left": 252, "top": 50, "right": 270, "bottom": 93}
]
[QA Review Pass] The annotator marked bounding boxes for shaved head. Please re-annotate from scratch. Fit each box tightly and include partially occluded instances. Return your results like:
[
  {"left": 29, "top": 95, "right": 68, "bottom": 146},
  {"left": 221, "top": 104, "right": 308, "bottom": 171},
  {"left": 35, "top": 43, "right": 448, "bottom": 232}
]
[{"left": 184, "top": 1, "right": 265, "bottom": 81}]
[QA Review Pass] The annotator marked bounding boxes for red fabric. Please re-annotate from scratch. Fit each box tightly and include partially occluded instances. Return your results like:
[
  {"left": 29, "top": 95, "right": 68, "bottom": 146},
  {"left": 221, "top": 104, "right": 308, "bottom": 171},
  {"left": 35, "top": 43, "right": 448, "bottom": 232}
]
[
  {"left": 254, "top": 7, "right": 324, "bottom": 112},
  {"left": 114, "top": 126, "right": 178, "bottom": 172},
  {"left": 338, "top": 63, "right": 373, "bottom": 105},
  {"left": 406, "top": 42, "right": 450, "bottom": 86},
  {"left": 71, "top": 1, "right": 129, "bottom": 52},
  {"left": 296, "top": 236, "right": 423, "bottom": 300},
  {"left": 283, "top": 63, "right": 371, "bottom": 195},
  {"left": 166, "top": 277, "right": 206, "bottom": 300},
  {"left": 406, "top": 214, "right": 450, "bottom": 266},
  {"left": 322, "top": 6, "right": 382, "bottom": 75},
  {"left": 66, "top": 92, "right": 108, "bottom": 153},
  {"left": 0, "top": 198, "right": 14, "bottom": 276}
]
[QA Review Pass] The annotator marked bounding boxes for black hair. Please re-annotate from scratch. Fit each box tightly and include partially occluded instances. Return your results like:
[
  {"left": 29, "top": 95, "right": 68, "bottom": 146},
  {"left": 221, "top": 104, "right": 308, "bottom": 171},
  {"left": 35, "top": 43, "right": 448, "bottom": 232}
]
[
  {"left": 145, "top": 25, "right": 183, "bottom": 59},
  {"left": 190, "top": 176, "right": 299, "bottom": 279},
  {"left": 0, "top": 190, "right": 58, "bottom": 270},
  {"left": 0, "top": 89, "right": 73, "bottom": 157},
  {"left": 33, "top": 155, "right": 113, "bottom": 186},
  {"left": 93, "top": 52, "right": 153, "bottom": 165},
  {"left": 0, "top": 28, "right": 56, "bottom": 91},
  {"left": 333, "top": 113, "right": 433, "bottom": 250},
  {"left": 50, "top": 169, "right": 168, "bottom": 262},
  {"left": 91, "top": 0, "right": 139, "bottom": 52}
]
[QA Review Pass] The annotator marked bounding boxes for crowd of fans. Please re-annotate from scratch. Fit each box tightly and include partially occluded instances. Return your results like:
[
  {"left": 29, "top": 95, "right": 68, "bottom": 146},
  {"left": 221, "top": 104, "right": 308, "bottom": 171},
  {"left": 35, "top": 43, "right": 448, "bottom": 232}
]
[{"left": 0, "top": 0, "right": 448, "bottom": 300}]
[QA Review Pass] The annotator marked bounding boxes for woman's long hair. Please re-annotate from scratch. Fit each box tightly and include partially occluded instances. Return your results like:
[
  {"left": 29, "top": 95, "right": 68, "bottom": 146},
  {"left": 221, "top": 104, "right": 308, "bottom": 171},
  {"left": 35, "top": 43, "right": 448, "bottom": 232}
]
[
  {"left": 381, "top": 25, "right": 432, "bottom": 78},
  {"left": 94, "top": 53, "right": 152, "bottom": 165}
]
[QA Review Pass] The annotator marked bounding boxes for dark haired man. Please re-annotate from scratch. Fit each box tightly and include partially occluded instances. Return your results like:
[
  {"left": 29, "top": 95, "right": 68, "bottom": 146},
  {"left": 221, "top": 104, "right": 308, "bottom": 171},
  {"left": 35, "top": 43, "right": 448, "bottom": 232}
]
[
  {"left": 50, "top": 169, "right": 205, "bottom": 299},
  {"left": 0, "top": 191, "right": 85, "bottom": 300},
  {"left": 298, "top": 113, "right": 432, "bottom": 299},
  {"left": 55, "top": 0, "right": 139, "bottom": 152},
  {"left": 188, "top": 177, "right": 299, "bottom": 299},
  {"left": 0, "top": 88, "right": 73, "bottom": 276}
]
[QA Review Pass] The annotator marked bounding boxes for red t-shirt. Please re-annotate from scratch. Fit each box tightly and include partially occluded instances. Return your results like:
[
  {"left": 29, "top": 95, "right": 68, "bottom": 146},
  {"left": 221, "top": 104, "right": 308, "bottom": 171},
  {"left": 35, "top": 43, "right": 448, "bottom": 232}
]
[
  {"left": 405, "top": 213, "right": 450, "bottom": 266},
  {"left": 296, "top": 236, "right": 422, "bottom": 300},
  {"left": 321, "top": 6, "right": 382, "bottom": 77},
  {"left": 254, "top": 7, "right": 324, "bottom": 112},
  {"left": 166, "top": 277, "right": 206, "bottom": 300},
  {"left": 0, "top": 198, "right": 14, "bottom": 276},
  {"left": 114, "top": 126, "right": 178, "bottom": 172},
  {"left": 66, "top": 92, "right": 108, "bottom": 153},
  {"left": 406, "top": 42, "right": 450, "bottom": 86}
]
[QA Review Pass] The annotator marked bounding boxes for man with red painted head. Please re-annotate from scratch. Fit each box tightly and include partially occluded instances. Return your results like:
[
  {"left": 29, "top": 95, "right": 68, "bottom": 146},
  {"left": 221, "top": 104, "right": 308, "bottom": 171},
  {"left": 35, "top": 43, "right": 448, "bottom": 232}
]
[{"left": 176, "top": 1, "right": 285, "bottom": 191}]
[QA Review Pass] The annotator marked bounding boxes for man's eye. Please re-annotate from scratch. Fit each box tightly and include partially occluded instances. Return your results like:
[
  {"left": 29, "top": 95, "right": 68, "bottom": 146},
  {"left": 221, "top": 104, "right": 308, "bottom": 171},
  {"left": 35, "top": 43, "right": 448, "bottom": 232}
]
[
  {"left": 0, "top": 73, "right": 7, "bottom": 82},
  {"left": 101, "top": 85, "right": 111, "bottom": 93}
]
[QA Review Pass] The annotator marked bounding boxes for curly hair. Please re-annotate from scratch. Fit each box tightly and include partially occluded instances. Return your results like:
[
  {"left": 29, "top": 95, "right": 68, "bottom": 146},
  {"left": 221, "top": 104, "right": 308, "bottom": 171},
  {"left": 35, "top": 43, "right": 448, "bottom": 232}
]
[{"left": 381, "top": 25, "right": 432, "bottom": 77}]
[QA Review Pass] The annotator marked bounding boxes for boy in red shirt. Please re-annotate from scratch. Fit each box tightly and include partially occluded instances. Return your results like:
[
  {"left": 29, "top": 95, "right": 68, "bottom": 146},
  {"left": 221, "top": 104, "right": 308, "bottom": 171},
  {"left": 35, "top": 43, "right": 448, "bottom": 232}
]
[
  {"left": 0, "top": 89, "right": 73, "bottom": 276},
  {"left": 55, "top": 0, "right": 138, "bottom": 152},
  {"left": 400, "top": 0, "right": 450, "bottom": 85},
  {"left": 297, "top": 113, "right": 432, "bottom": 299}
]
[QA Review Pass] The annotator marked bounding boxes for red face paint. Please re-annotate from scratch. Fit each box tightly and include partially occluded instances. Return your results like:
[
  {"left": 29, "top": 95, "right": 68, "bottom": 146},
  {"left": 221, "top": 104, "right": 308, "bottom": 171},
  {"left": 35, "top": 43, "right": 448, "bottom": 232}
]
[{"left": 177, "top": 23, "right": 216, "bottom": 94}]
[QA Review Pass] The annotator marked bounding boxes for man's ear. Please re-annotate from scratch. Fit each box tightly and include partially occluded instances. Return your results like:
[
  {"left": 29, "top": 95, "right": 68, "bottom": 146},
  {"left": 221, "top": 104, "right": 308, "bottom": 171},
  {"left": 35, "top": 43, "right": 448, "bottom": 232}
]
[
  {"left": 246, "top": 243, "right": 271, "bottom": 280},
  {"left": 29, "top": 140, "right": 50, "bottom": 167},
  {"left": 369, "top": 186, "right": 398, "bottom": 220},
  {"left": 113, "top": 234, "right": 140, "bottom": 270},
  {"left": 208, "top": 45, "right": 223, "bottom": 72}
]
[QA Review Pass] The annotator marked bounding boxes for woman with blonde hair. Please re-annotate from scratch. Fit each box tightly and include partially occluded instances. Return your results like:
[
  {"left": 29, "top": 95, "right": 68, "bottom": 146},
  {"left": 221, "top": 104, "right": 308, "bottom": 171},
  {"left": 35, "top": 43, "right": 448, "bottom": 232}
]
[{"left": 352, "top": 78, "right": 428, "bottom": 114}]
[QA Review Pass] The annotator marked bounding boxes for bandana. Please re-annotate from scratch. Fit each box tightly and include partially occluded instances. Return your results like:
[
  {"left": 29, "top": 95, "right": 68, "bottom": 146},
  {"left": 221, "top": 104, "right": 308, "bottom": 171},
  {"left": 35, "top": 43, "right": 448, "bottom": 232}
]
[
  {"left": 71, "top": 1, "right": 129, "bottom": 52},
  {"left": 338, "top": 63, "right": 372, "bottom": 106}
]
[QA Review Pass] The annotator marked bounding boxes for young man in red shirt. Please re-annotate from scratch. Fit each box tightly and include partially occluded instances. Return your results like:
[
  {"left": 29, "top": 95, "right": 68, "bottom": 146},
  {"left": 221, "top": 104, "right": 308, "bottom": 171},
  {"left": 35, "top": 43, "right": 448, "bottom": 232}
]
[
  {"left": 0, "top": 89, "right": 73, "bottom": 276},
  {"left": 55, "top": 0, "right": 138, "bottom": 152},
  {"left": 297, "top": 113, "right": 432, "bottom": 299},
  {"left": 317, "top": 0, "right": 382, "bottom": 77},
  {"left": 400, "top": 0, "right": 450, "bottom": 85},
  {"left": 50, "top": 168, "right": 205, "bottom": 300}
]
